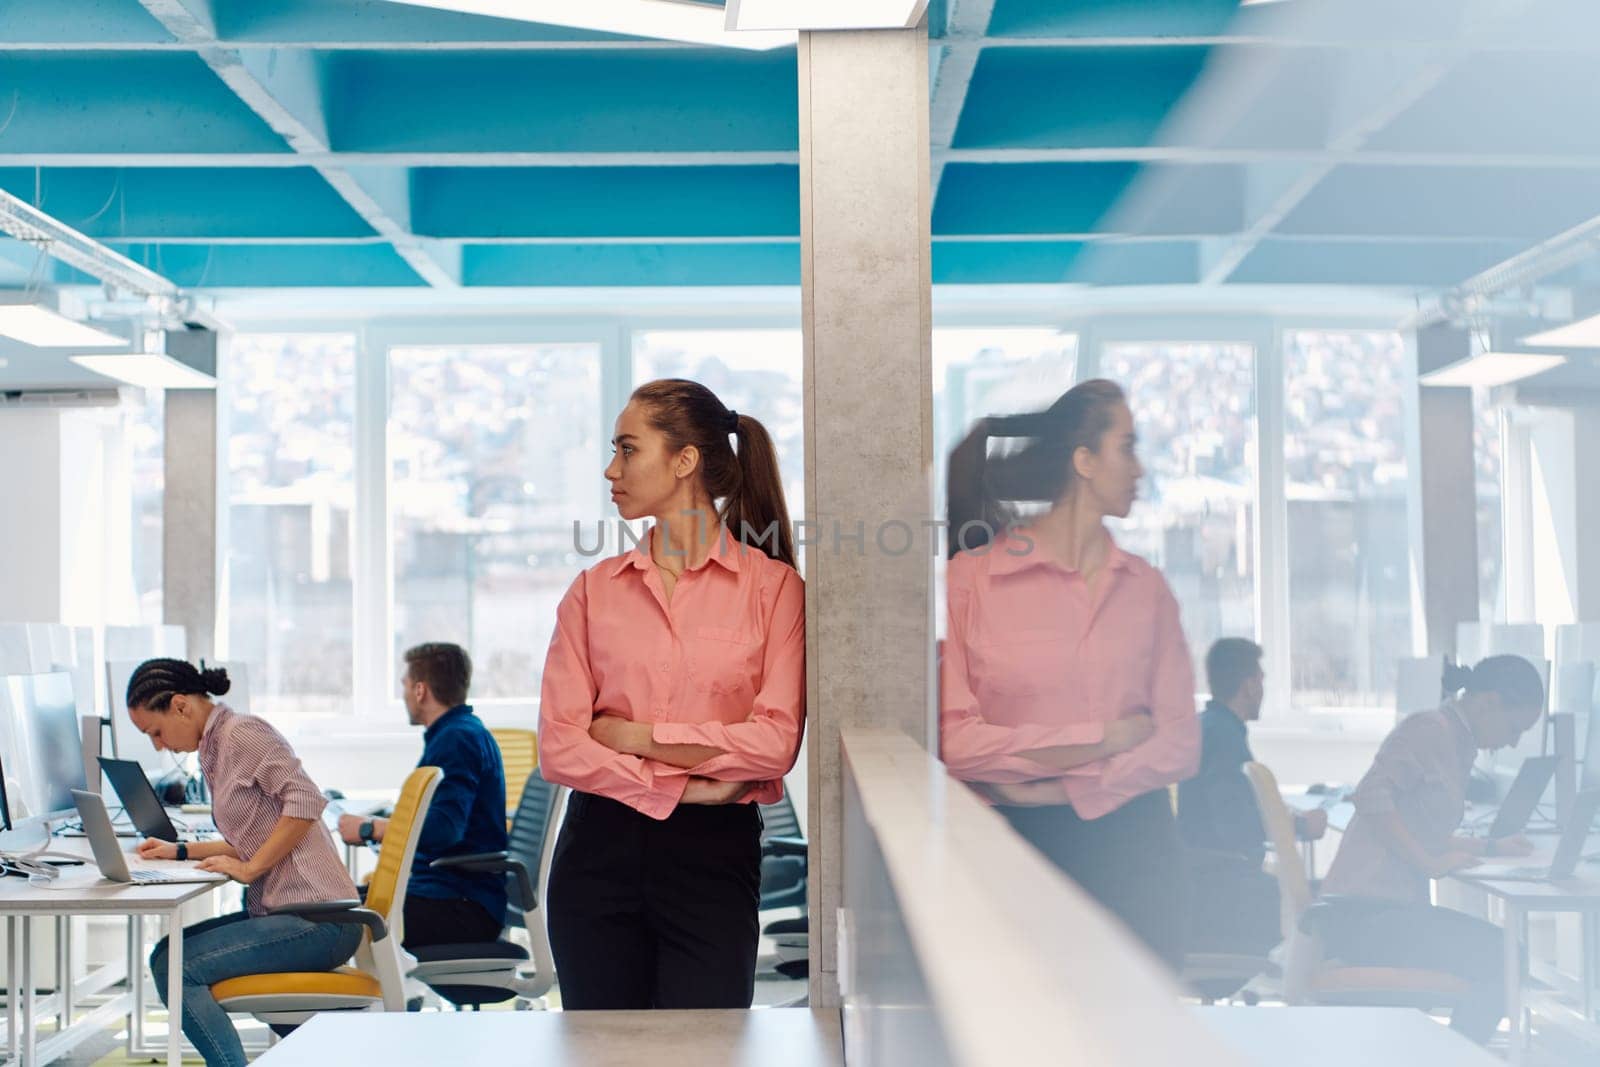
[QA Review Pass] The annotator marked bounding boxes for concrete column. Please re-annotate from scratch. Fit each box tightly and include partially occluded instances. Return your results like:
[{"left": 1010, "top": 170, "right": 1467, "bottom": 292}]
[
  {"left": 162, "top": 329, "right": 222, "bottom": 662},
  {"left": 799, "top": 27, "right": 934, "bottom": 1008},
  {"left": 1572, "top": 406, "right": 1600, "bottom": 618},
  {"left": 1412, "top": 325, "right": 1479, "bottom": 654}
]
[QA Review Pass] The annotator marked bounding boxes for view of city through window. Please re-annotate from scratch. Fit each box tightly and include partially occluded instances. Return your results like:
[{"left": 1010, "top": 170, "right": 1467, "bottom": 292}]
[
  {"left": 390, "top": 344, "right": 602, "bottom": 701},
  {"left": 225, "top": 334, "right": 357, "bottom": 716}
]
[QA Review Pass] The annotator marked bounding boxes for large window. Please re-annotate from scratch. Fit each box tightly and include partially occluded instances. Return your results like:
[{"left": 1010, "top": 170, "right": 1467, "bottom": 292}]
[
  {"left": 633, "top": 330, "right": 805, "bottom": 522},
  {"left": 1101, "top": 342, "right": 1258, "bottom": 665},
  {"left": 1473, "top": 389, "right": 1504, "bottom": 622},
  {"left": 389, "top": 344, "right": 602, "bottom": 701},
  {"left": 225, "top": 334, "right": 356, "bottom": 716},
  {"left": 1283, "top": 330, "right": 1412, "bottom": 709}
]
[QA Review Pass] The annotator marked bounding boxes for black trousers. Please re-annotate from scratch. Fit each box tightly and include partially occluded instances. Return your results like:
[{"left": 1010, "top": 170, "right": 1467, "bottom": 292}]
[
  {"left": 997, "top": 790, "right": 1186, "bottom": 970},
  {"left": 1314, "top": 898, "right": 1505, "bottom": 1044},
  {"left": 403, "top": 896, "right": 503, "bottom": 950},
  {"left": 546, "top": 792, "right": 763, "bottom": 1010},
  {"left": 1183, "top": 848, "right": 1282, "bottom": 958}
]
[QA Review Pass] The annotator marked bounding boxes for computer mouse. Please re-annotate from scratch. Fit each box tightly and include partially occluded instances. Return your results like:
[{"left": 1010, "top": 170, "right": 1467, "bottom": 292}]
[
  {"left": 1307, "top": 783, "right": 1329, "bottom": 795},
  {"left": 324, "top": 788, "right": 346, "bottom": 800}
]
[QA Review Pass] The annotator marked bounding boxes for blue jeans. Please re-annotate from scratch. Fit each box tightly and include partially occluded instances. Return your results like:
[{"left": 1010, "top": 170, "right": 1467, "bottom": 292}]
[{"left": 150, "top": 911, "right": 363, "bottom": 1067}]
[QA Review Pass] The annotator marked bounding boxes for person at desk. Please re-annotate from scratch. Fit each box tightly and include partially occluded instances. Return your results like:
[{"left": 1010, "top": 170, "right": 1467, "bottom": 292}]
[
  {"left": 1178, "top": 638, "right": 1327, "bottom": 956},
  {"left": 124, "top": 659, "right": 360, "bottom": 1067},
  {"left": 939, "top": 379, "right": 1200, "bottom": 969},
  {"left": 1316, "top": 655, "right": 1545, "bottom": 1044},
  {"left": 336, "top": 642, "right": 508, "bottom": 948},
  {"left": 539, "top": 379, "right": 805, "bottom": 1010}
]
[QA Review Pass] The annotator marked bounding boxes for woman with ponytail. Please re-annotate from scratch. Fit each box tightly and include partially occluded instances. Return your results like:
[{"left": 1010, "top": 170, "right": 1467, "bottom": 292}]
[
  {"left": 538, "top": 378, "right": 804, "bottom": 1009},
  {"left": 1315, "top": 654, "right": 1546, "bottom": 1043},
  {"left": 940, "top": 378, "right": 1199, "bottom": 969},
  {"left": 123, "top": 659, "right": 359, "bottom": 1066}
]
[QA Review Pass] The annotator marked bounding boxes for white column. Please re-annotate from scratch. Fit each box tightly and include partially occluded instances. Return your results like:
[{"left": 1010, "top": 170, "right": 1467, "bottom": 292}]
[
  {"left": 162, "top": 329, "right": 223, "bottom": 661},
  {"left": 799, "top": 25, "right": 934, "bottom": 1008}
]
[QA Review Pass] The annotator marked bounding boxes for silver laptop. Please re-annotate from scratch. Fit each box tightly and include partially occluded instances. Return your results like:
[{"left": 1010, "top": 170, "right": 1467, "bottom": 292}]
[
  {"left": 70, "top": 790, "right": 226, "bottom": 886},
  {"left": 1460, "top": 789, "right": 1600, "bottom": 884}
]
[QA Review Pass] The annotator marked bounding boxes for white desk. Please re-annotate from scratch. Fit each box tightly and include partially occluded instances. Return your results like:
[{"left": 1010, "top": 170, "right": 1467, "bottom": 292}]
[
  {"left": 0, "top": 838, "right": 225, "bottom": 1067},
  {"left": 255, "top": 1007, "right": 844, "bottom": 1065},
  {"left": 1197, "top": 1005, "right": 1499, "bottom": 1066},
  {"left": 1449, "top": 859, "right": 1600, "bottom": 1064}
]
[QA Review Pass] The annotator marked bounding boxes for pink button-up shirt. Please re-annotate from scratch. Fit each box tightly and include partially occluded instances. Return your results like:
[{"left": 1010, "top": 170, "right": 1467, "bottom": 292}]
[
  {"left": 1321, "top": 705, "right": 1478, "bottom": 904},
  {"left": 940, "top": 529, "right": 1200, "bottom": 820},
  {"left": 199, "top": 704, "right": 358, "bottom": 916},
  {"left": 538, "top": 527, "right": 806, "bottom": 820}
]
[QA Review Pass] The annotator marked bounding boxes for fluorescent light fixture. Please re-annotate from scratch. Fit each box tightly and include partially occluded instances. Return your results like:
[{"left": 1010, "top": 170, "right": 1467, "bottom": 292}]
[
  {"left": 0, "top": 304, "right": 126, "bottom": 348},
  {"left": 1522, "top": 313, "right": 1600, "bottom": 348},
  {"left": 725, "top": 0, "right": 927, "bottom": 30},
  {"left": 70, "top": 352, "right": 216, "bottom": 390},
  {"left": 385, "top": 0, "right": 794, "bottom": 49},
  {"left": 1419, "top": 351, "right": 1567, "bottom": 388}
]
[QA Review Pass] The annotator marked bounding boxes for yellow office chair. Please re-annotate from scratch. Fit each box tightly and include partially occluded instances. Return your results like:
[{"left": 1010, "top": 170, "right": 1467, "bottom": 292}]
[
  {"left": 1243, "top": 762, "right": 1469, "bottom": 1008},
  {"left": 209, "top": 766, "right": 443, "bottom": 1024},
  {"left": 490, "top": 728, "right": 539, "bottom": 827}
]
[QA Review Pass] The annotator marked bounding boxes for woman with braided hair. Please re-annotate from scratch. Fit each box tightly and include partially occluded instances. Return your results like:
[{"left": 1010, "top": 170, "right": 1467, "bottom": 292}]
[{"left": 123, "top": 658, "right": 359, "bottom": 1066}]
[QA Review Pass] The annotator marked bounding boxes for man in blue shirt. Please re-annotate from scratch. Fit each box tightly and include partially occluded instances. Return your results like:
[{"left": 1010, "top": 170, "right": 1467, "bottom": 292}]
[
  {"left": 1177, "top": 639, "right": 1326, "bottom": 957},
  {"left": 340, "top": 643, "right": 509, "bottom": 947}
]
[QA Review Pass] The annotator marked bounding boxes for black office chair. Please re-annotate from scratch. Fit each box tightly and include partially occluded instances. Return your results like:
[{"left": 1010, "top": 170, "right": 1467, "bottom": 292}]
[
  {"left": 407, "top": 773, "right": 566, "bottom": 1009},
  {"left": 758, "top": 790, "right": 808, "bottom": 982}
]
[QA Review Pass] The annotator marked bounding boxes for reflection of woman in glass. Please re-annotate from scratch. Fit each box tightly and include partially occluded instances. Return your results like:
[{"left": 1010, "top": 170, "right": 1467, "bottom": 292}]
[
  {"left": 539, "top": 378, "right": 805, "bottom": 1010},
  {"left": 941, "top": 379, "right": 1199, "bottom": 968},
  {"left": 1315, "top": 655, "right": 1544, "bottom": 1043}
]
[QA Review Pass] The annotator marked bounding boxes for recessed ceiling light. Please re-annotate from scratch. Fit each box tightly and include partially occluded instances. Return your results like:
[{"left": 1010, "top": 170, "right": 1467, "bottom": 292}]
[
  {"left": 725, "top": 0, "right": 927, "bottom": 30},
  {"left": 1419, "top": 352, "right": 1567, "bottom": 388},
  {"left": 385, "top": 0, "right": 794, "bottom": 50},
  {"left": 70, "top": 352, "right": 216, "bottom": 390}
]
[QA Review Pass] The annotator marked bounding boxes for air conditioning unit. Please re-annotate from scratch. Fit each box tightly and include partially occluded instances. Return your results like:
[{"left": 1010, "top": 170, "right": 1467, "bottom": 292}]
[{"left": 0, "top": 388, "right": 122, "bottom": 408}]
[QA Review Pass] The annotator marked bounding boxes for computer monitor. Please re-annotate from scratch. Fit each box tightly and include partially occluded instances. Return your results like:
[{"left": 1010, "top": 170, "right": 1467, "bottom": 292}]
[
  {"left": 0, "top": 672, "right": 89, "bottom": 822},
  {"left": 1583, "top": 673, "right": 1600, "bottom": 794}
]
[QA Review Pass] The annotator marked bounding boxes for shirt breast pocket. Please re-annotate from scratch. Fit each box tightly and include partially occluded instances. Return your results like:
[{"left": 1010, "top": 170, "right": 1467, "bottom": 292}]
[
  {"left": 686, "top": 625, "right": 763, "bottom": 702},
  {"left": 970, "top": 628, "right": 1070, "bottom": 700}
]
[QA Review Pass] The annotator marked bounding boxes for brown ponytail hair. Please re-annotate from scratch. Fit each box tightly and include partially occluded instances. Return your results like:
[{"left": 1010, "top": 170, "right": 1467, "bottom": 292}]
[
  {"left": 946, "top": 378, "right": 1127, "bottom": 559},
  {"left": 630, "top": 378, "right": 796, "bottom": 569}
]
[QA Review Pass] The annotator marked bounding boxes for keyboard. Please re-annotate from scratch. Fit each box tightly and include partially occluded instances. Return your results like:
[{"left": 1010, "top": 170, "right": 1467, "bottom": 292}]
[{"left": 128, "top": 869, "right": 190, "bottom": 884}]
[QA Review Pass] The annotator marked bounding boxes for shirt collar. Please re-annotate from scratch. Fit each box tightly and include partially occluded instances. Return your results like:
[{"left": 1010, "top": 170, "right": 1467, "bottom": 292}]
[
  {"left": 606, "top": 524, "right": 744, "bottom": 579},
  {"left": 1204, "top": 699, "right": 1249, "bottom": 735},
  {"left": 424, "top": 704, "right": 473, "bottom": 741},
  {"left": 198, "top": 702, "right": 231, "bottom": 755},
  {"left": 985, "top": 526, "right": 1136, "bottom": 579}
]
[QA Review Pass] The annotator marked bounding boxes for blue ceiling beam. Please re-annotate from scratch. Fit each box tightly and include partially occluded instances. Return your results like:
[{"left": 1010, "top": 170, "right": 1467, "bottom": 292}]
[
  {"left": 322, "top": 49, "right": 799, "bottom": 153},
  {"left": 1228, "top": 238, "right": 1529, "bottom": 286},
  {"left": 463, "top": 243, "right": 800, "bottom": 286},
  {"left": 0, "top": 167, "right": 378, "bottom": 238},
  {"left": 1277, "top": 165, "right": 1600, "bottom": 240},
  {"left": 934, "top": 162, "right": 1242, "bottom": 235},
  {"left": 987, "top": 0, "right": 1259, "bottom": 39},
  {"left": 952, "top": 46, "right": 1213, "bottom": 148},
  {"left": 211, "top": 0, "right": 653, "bottom": 44},
  {"left": 102, "top": 241, "right": 426, "bottom": 286},
  {"left": 412, "top": 166, "right": 800, "bottom": 238},
  {"left": 0, "top": 51, "right": 294, "bottom": 154},
  {"left": 0, "top": 0, "right": 175, "bottom": 43}
]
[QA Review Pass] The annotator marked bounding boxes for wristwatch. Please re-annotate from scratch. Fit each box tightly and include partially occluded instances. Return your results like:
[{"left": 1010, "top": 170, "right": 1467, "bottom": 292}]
[
  {"left": 176, "top": 843, "right": 189, "bottom": 862},
  {"left": 358, "top": 820, "right": 376, "bottom": 844}
]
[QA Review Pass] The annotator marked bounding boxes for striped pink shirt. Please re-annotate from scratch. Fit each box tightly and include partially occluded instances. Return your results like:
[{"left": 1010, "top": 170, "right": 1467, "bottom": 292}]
[
  {"left": 539, "top": 526, "right": 806, "bottom": 820},
  {"left": 199, "top": 704, "right": 357, "bottom": 915},
  {"left": 940, "top": 529, "right": 1200, "bottom": 820}
]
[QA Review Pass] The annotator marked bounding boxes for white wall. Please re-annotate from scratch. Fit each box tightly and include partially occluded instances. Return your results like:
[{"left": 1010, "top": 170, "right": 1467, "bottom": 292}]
[{"left": 0, "top": 411, "right": 65, "bottom": 619}]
